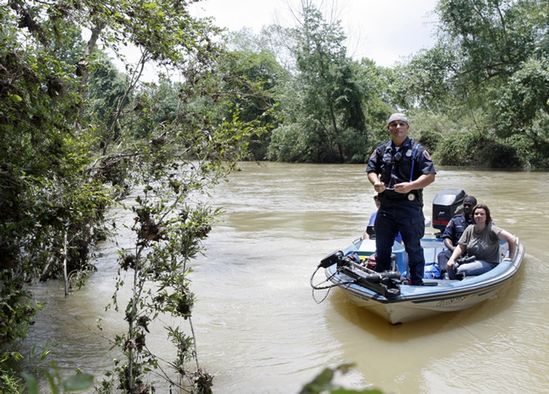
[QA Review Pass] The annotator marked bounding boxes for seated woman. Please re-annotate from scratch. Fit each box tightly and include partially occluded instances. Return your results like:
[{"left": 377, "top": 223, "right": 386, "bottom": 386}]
[{"left": 447, "top": 203, "right": 516, "bottom": 279}]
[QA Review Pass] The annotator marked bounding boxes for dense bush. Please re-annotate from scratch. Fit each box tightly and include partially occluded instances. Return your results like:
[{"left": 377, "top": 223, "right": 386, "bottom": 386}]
[
  {"left": 267, "top": 124, "right": 309, "bottom": 162},
  {"left": 435, "top": 131, "right": 522, "bottom": 168}
]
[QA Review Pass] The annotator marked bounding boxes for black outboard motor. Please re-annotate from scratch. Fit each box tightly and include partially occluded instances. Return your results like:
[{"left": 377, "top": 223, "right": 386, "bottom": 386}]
[{"left": 432, "top": 189, "right": 466, "bottom": 234}]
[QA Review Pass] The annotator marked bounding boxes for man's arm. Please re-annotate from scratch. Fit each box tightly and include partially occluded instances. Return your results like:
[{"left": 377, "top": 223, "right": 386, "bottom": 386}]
[
  {"left": 443, "top": 237, "right": 456, "bottom": 251},
  {"left": 441, "top": 219, "right": 456, "bottom": 250}
]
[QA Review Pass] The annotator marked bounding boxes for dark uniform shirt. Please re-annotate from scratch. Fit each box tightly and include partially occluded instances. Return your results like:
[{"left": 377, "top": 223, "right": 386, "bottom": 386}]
[
  {"left": 442, "top": 214, "right": 474, "bottom": 245},
  {"left": 366, "top": 137, "right": 436, "bottom": 204}
]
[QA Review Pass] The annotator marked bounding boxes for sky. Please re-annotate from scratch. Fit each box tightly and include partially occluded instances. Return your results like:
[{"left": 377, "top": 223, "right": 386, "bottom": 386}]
[{"left": 189, "top": 0, "right": 441, "bottom": 67}]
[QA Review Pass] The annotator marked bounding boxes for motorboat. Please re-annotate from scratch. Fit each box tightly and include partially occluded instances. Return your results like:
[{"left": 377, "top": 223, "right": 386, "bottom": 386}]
[{"left": 310, "top": 189, "right": 526, "bottom": 324}]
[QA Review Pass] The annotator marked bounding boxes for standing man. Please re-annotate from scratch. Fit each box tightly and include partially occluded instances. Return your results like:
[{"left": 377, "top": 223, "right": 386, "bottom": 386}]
[
  {"left": 437, "top": 195, "right": 477, "bottom": 274},
  {"left": 366, "top": 113, "right": 436, "bottom": 285}
]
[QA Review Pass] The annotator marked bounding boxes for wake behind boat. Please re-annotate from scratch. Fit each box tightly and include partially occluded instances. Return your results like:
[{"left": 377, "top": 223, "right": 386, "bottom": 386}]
[{"left": 311, "top": 189, "right": 526, "bottom": 324}]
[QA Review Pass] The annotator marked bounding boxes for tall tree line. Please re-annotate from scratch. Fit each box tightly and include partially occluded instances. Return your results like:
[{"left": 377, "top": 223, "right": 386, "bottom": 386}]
[{"left": 227, "top": 0, "right": 548, "bottom": 168}]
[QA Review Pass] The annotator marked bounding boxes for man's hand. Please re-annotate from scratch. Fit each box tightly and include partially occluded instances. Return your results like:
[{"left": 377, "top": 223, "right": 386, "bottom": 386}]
[
  {"left": 373, "top": 181, "right": 385, "bottom": 193},
  {"left": 394, "top": 182, "right": 413, "bottom": 194}
]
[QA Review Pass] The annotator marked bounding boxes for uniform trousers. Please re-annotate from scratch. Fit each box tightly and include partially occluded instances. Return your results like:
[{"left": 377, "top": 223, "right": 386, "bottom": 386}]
[{"left": 375, "top": 196, "right": 425, "bottom": 285}]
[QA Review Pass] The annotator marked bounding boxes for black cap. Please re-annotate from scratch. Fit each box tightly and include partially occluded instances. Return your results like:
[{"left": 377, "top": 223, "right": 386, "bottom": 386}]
[{"left": 463, "top": 195, "right": 477, "bottom": 206}]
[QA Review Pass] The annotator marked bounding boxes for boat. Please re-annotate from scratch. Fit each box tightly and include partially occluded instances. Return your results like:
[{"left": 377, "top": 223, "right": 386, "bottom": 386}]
[{"left": 310, "top": 189, "right": 526, "bottom": 324}]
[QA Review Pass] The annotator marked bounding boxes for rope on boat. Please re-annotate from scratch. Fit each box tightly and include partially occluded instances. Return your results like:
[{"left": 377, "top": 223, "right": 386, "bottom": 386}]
[{"left": 310, "top": 265, "right": 355, "bottom": 304}]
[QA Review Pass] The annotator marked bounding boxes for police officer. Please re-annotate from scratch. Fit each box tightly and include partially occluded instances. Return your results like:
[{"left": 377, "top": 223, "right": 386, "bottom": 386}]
[
  {"left": 437, "top": 195, "right": 477, "bottom": 274},
  {"left": 366, "top": 113, "right": 436, "bottom": 285}
]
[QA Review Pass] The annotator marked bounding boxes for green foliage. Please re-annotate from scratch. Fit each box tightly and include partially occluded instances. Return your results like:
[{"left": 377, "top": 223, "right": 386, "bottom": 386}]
[
  {"left": 354, "top": 60, "right": 394, "bottom": 127},
  {"left": 393, "top": 0, "right": 549, "bottom": 168},
  {"left": 1, "top": 6, "right": 112, "bottom": 382},
  {"left": 437, "top": 0, "right": 536, "bottom": 81},
  {"left": 505, "top": 131, "right": 549, "bottom": 169},
  {"left": 23, "top": 367, "right": 94, "bottom": 394},
  {"left": 417, "top": 128, "right": 443, "bottom": 154},
  {"left": 300, "top": 364, "right": 383, "bottom": 394},
  {"left": 2, "top": 346, "right": 93, "bottom": 394},
  {"left": 494, "top": 57, "right": 549, "bottom": 137},
  {"left": 126, "top": 77, "right": 180, "bottom": 140},
  {"left": 0, "top": 272, "right": 40, "bottom": 346},
  {"left": 101, "top": 155, "right": 241, "bottom": 392},
  {"left": 226, "top": 7, "right": 396, "bottom": 164},
  {"left": 215, "top": 49, "right": 288, "bottom": 160},
  {"left": 226, "top": 0, "right": 546, "bottom": 167},
  {"left": 84, "top": 52, "right": 131, "bottom": 150},
  {"left": 92, "top": 26, "right": 256, "bottom": 391},
  {"left": 290, "top": 4, "right": 367, "bottom": 163},
  {"left": 1, "top": 351, "right": 24, "bottom": 393},
  {"left": 267, "top": 124, "right": 309, "bottom": 161},
  {"left": 1, "top": 0, "right": 252, "bottom": 391},
  {"left": 228, "top": 25, "right": 298, "bottom": 73},
  {"left": 435, "top": 130, "right": 521, "bottom": 168},
  {"left": 395, "top": 44, "right": 460, "bottom": 111}
]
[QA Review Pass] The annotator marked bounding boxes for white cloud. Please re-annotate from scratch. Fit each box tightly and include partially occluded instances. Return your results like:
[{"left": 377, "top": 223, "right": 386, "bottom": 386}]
[{"left": 190, "top": 0, "right": 439, "bottom": 67}]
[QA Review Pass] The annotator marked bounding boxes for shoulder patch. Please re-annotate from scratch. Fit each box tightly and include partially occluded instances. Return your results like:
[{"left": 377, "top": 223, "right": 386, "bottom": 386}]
[{"left": 423, "top": 150, "right": 432, "bottom": 160}]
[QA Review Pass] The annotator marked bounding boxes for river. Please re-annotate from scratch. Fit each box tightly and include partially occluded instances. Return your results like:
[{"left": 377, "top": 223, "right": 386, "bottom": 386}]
[{"left": 26, "top": 162, "right": 549, "bottom": 393}]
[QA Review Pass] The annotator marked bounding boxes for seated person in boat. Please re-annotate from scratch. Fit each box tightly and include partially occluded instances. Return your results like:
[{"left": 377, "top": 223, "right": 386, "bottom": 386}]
[
  {"left": 447, "top": 203, "right": 516, "bottom": 279},
  {"left": 437, "top": 195, "right": 477, "bottom": 274}
]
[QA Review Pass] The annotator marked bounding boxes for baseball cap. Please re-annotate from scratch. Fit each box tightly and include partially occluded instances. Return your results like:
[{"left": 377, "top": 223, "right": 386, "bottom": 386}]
[{"left": 387, "top": 113, "right": 409, "bottom": 125}]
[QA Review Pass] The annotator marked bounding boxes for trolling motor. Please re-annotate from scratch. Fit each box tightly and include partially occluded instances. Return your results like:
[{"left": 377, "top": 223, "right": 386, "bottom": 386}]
[
  {"left": 317, "top": 250, "right": 401, "bottom": 297},
  {"left": 319, "top": 250, "right": 344, "bottom": 268}
]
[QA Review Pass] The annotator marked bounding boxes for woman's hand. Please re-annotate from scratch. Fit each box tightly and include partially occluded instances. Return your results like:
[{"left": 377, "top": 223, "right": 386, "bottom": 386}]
[{"left": 448, "top": 244, "right": 466, "bottom": 269}]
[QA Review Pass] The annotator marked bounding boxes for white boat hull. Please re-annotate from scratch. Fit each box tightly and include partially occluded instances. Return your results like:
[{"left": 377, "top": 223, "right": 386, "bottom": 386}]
[{"left": 324, "top": 236, "right": 525, "bottom": 324}]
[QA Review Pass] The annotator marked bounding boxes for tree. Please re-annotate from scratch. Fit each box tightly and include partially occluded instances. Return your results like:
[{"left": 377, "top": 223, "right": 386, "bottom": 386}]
[
  {"left": 214, "top": 49, "right": 288, "bottom": 160},
  {"left": 229, "top": 25, "right": 299, "bottom": 74},
  {"left": 437, "top": 0, "right": 548, "bottom": 105},
  {"left": 1, "top": 0, "right": 253, "bottom": 391},
  {"left": 398, "top": 0, "right": 549, "bottom": 168},
  {"left": 272, "top": 3, "right": 366, "bottom": 163}
]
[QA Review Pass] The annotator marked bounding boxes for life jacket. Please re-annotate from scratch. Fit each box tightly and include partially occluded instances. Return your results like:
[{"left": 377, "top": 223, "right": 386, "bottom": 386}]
[
  {"left": 379, "top": 138, "right": 423, "bottom": 202},
  {"left": 379, "top": 138, "right": 421, "bottom": 187}
]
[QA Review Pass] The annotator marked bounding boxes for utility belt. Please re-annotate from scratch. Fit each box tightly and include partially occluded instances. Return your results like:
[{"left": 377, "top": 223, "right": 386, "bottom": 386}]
[{"left": 382, "top": 189, "right": 421, "bottom": 203}]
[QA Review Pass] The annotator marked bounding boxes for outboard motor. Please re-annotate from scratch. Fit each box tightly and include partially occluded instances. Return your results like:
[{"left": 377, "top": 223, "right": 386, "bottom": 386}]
[{"left": 432, "top": 189, "right": 466, "bottom": 234}]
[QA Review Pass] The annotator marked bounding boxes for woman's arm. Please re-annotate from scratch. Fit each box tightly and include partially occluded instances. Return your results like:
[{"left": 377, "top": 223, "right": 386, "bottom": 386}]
[
  {"left": 447, "top": 244, "right": 466, "bottom": 269},
  {"left": 499, "top": 229, "right": 517, "bottom": 260}
]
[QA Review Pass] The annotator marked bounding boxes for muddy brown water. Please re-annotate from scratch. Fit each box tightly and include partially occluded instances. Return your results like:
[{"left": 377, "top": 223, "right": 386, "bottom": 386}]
[{"left": 26, "top": 162, "right": 549, "bottom": 393}]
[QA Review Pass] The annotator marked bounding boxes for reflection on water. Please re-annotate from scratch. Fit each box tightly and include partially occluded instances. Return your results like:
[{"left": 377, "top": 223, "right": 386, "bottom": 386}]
[{"left": 25, "top": 162, "right": 549, "bottom": 393}]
